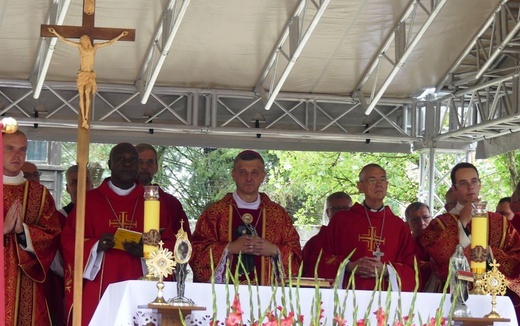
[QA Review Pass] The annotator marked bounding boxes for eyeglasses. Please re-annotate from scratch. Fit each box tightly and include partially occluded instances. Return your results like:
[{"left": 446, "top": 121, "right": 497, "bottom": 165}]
[
  {"left": 362, "top": 177, "right": 388, "bottom": 185},
  {"left": 409, "top": 215, "right": 432, "bottom": 223},
  {"left": 23, "top": 172, "right": 42, "bottom": 178},
  {"left": 455, "top": 178, "right": 480, "bottom": 188}
]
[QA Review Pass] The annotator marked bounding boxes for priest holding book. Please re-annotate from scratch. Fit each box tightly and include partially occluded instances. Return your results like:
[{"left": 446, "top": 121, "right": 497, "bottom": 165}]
[{"left": 60, "top": 143, "right": 176, "bottom": 325}]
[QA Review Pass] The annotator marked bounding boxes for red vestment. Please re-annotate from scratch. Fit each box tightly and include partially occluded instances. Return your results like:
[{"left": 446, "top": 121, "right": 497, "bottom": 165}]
[
  {"left": 319, "top": 203, "right": 419, "bottom": 291},
  {"left": 61, "top": 178, "right": 176, "bottom": 325},
  {"left": 511, "top": 212, "right": 520, "bottom": 232},
  {"left": 419, "top": 212, "right": 520, "bottom": 295},
  {"left": 4, "top": 180, "right": 61, "bottom": 326},
  {"left": 302, "top": 225, "right": 327, "bottom": 277},
  {"left": 158, "top": 186, "right": 192, "bottom": 238},
  {"left": 190, "top": 193, "right": 302, "bottom": 285}
]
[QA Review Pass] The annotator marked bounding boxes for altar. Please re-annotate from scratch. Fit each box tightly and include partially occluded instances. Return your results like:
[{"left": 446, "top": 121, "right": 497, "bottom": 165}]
[{"left": 90, "top": 280, "right": 518, "bottom": 326}]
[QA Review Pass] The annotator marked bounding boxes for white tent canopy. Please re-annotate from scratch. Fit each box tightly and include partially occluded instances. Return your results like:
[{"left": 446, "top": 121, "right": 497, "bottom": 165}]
[{"left": 0, "top": 0, "right": 519, "bottom": 156}]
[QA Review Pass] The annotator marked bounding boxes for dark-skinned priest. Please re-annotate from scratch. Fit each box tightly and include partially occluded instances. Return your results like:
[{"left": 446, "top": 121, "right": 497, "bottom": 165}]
[
  {"left": 190, "top": 150, "right": 302, "bottom": 285},
  {"left": 318, "top": 163, "right": 419, "bottom": 291},
  {"left": 61, "top": 143, "right": 176, "bottom": 325}
]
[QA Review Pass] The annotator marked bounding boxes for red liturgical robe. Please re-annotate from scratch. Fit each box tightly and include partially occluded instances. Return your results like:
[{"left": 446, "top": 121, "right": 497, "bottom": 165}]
[
  {"left": 302, "top": 225, "right": 328, "bottom": 277},
  {"left": 61, "top": 178, "right": 176, "bottom": 325},
  {"left": 420, "top": 212, "right": 520, "bottom": 295},
  {"left": 4, "top": 180, "right": 61, "bottom": 326},
  {"left": 190, "top": 193, "right": 302, "bottom": 285},
  {"left": 319, "top": 203, "right": 419, "bottom": 291}
]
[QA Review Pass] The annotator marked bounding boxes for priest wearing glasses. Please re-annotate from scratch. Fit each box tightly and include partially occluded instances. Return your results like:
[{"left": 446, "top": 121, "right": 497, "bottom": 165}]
[
  {"left": 319, "top": 163, "right": 419, "bottom": 291},
  {"left": 190, "top": 150, "right": 302, "bottom": 285}
]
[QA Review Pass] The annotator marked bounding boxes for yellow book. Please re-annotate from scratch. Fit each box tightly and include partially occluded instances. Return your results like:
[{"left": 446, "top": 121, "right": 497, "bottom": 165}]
[{"left": 113, "top": 228, "right": 142, "bottom": 251}]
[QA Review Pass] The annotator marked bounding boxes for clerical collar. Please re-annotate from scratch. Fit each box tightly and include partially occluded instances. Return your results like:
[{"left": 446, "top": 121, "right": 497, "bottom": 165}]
[
  {"left": 3, "top": 171, "right": 26, "bottom": 185},
  {"left": 363, "top": 201, "right": 385, "bottom": 212},
  {"left": 108, "top": 180, "right": 136, "bottom": 196},
  {"left": 233, "top": 192, "right": 260, "bottom": 209}
]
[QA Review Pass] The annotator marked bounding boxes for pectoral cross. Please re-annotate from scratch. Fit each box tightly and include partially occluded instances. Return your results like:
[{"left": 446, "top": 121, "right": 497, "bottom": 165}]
[
  {"left": 109, "top": 212, "right": 138, "bottom": 230},
  {"left": 373, "top": 246, "right": 384, "bottom": 261}
]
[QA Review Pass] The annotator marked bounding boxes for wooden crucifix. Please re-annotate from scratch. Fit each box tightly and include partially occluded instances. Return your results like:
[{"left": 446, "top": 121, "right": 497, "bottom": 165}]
[{"left": 40, "top": 1, "right": 135, "bottom": 325}]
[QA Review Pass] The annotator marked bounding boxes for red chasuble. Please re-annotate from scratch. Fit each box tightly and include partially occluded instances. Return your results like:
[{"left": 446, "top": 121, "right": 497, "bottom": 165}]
[
  {"left": 190, "top": 193, "right": 302, "bottom": 285},
  {"left": 420, "top": 212, "right": 520, "bottom": 295},
  {"left": 4, "top": 181, "right": 61, "bottom": 326},
  {"left": 158, "top": 186, "right": 192, "bottom": 238},
  {"left": 319, "top": 203, "right": 419, "bottom": 291},
  {"left": 61, "top": 178, "right": 176, "bottom": 326},
  {"left": 302, "top": 225, "right": 327, "bottom": 277}
]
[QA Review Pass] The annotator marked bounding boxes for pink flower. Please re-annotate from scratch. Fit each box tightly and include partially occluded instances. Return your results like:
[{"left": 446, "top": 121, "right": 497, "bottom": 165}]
[
  {"left": 334, "top": 315, "right": 347, "bottom": 326},
  {"left": 357, "top": 319, "right": 366, "bottom": 326},
  {"left": 225, "top": 313, "right": 242, "bottom": 326},
  {"left": 280, "top": 312, "right": 294, "bottom": 326},
  {"left": 374, "top": 307, "right": 386, "bottom": 326},
  {"left": 231, "top": 295, "right": 244, "bottom": 316}
]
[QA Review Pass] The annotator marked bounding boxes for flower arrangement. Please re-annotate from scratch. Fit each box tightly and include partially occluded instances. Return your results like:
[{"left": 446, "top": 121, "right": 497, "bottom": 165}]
[{"left": 183, "top": 251, "right": 455, "bottom": 326}]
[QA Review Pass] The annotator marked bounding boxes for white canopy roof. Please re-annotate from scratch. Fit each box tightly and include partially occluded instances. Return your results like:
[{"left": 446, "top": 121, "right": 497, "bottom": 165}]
[{"left": 1, "top": 0, "right": 519, "bottom": 156}]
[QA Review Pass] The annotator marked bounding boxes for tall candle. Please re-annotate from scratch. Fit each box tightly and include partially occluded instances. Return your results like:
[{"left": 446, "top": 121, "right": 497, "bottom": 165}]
[
  {"left": 143, "top": 186, "right": 160, "bottom": 258},
  {"left": 470, "top": 202, "right": 488, "bottom": 273}
]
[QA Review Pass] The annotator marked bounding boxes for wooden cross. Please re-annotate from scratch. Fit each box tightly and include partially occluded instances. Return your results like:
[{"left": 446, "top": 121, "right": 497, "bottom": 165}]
[{"left": 39, "top": 1, "right": 135, "bottom": 325}]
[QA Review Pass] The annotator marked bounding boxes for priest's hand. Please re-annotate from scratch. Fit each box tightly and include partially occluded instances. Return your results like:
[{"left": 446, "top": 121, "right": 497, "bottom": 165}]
[
  {"left": 123, "top": 241, "right": 143, "bottom": 258},
  {"left": 97, "top": 233, "right": 115, "bottom": 252},
  {"left": 228, "top": 235, "right": 252, "bottom": 255},
  {"left": 459, "top": 202, "right": 473, "bottom": 227},
  {"left": 4, "top": 200, "right": 22, "bottom": 235},
  {"left": 351, "top": 256, "right": 388, "bottom": 278},
  {"left": 249, "top": 237, "right": 278, "bottom": 257}
]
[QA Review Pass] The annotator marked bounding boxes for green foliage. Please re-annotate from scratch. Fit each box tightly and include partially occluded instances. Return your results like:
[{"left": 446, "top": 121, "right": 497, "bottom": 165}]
[{"left": 59, "top": 141, "right": 520, "bottom": 224}]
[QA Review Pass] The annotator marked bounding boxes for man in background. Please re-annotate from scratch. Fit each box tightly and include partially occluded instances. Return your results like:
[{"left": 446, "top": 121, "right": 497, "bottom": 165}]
[
  {"left": 21, "top": 161, "right": 41, "bottom": 183},
  {"left": 60, "top": 164, "right": 94, "bottom": 217},
  {"left": 190, "top": 150, "right": 302, "bottom": 285},
  {"left": 3, "top": 130, "right": 61, "bottom": 325},
  {"left": 135, "top": 143, "right": 191, "bottom": 237},
  {"left": 444, "top": 188, "right": 457, "bottom": 213},
  {"left": 496, "top": 197, "right": 515, "bottom": 221},
  {"left": 405, "top": 202, "right": 434, "bottom": 291},
  {"left": 302, "top": 191, "right": 351, "bottom": 277}
]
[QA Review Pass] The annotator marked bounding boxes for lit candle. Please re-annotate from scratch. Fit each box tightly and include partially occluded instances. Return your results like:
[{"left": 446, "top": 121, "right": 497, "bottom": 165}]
[
  {"left": 143, "top": 186, "right": 160, "bottom": 258},
  {"left": 470, "top": 202, "right": 488, "bottom": 273}
]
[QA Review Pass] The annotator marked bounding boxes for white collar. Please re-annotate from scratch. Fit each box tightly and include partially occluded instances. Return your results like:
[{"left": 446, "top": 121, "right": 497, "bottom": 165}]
[
  {"left": 233, "top": 191, "right": 260, "bottom": 209},
  {"left": 108, "top": 180, "right": 136, "bottom": 196},
  {"left": 3, "top": 171, "right": 26, "bottom": 185}
]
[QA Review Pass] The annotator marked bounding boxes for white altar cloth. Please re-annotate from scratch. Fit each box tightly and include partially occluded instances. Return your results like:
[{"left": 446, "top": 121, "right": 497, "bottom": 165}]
[{"left": 90, "top": 280, "right": 518, "bottom": 326}]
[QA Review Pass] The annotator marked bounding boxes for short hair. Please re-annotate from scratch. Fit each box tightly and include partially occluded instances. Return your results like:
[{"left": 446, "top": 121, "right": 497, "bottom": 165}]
[
  {"left": 233, "top": 150, "right": 264, "bottom": 167},
  {"left": 66, "top": 165, "right": 79, "bottom": 179},
  {"left": 66, "top": 164, "right": 91, "bottom": 181},
  {"left": 450, "top": 162, "right": 479, "bottom": 186},
  {"left": 326, "top": 191, "right": 352, "bottom": 205},
  {"left": 135, "top": 143, "right": 158, "bottom": 162},
  {"left": 498, "top": 197, "right": 512, "bottom": 205},
  {"left": 359, "top": 163, "right": 386, "bottom": 181},
  {"left": 405, "top": 202, "right": 430, "bottom": 221}
]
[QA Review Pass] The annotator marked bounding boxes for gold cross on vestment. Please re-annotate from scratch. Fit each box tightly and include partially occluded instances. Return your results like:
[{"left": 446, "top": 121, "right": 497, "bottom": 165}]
[
  {"left": 358, "top": 226, "right": 385, "bottom": 252},
  {"left": 109, "top": 212, "right": 138, "bottom": 229}
]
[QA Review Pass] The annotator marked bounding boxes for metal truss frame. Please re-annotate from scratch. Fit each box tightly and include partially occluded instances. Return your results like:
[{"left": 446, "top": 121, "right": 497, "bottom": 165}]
[
  {"left": 354, "top": 0, "right": 448, "bottom": 115},
  {"left": 135, "top": 0, "right": 191, "bottom": 104},
  {"left": 29, "top": 0, "right": 71, "bottom": 99},
  {"left": 254, "top": 0, "right": 331, "bottom": 111}
]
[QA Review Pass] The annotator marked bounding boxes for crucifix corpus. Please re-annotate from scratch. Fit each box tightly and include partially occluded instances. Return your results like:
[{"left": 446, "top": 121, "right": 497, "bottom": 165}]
[{"left": 40, "top": 1, "right": 135, "bottom": 324}]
